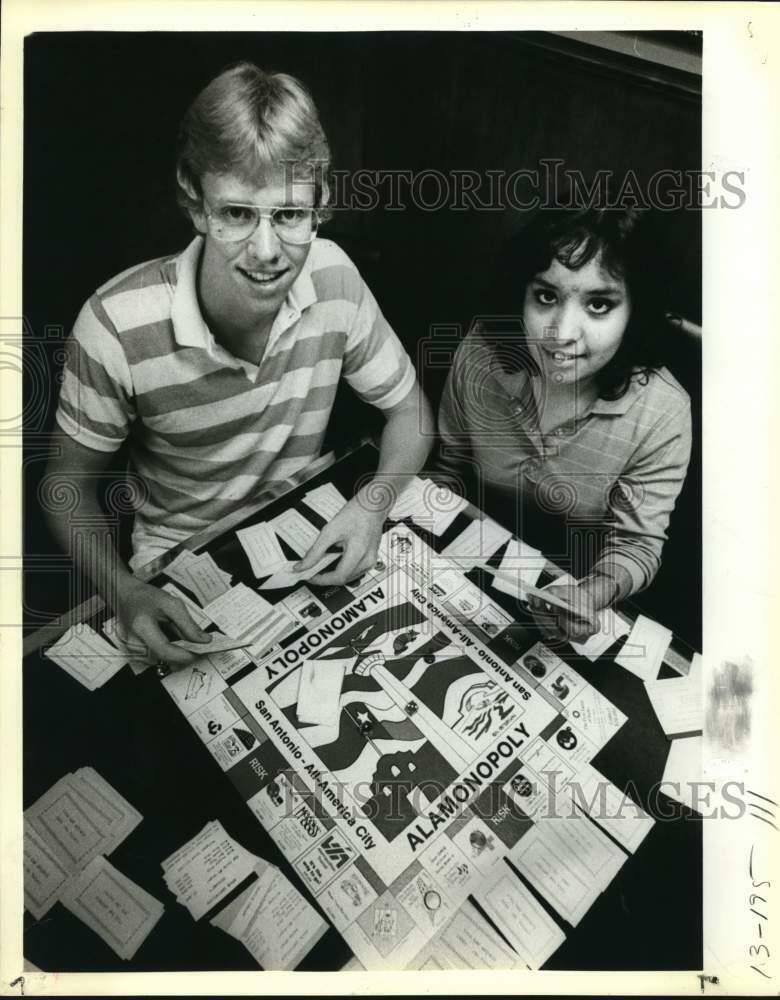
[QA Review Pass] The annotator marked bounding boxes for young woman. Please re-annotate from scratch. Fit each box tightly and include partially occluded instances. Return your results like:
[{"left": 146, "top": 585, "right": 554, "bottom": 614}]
[{"left": 436, "top": 206, "right": 692, "bottom": 643}]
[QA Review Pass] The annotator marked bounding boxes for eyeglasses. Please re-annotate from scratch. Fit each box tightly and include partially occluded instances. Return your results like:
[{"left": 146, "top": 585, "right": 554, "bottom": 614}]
[{"left": 204, "top": 201, "right": 319, "bottom": 245}]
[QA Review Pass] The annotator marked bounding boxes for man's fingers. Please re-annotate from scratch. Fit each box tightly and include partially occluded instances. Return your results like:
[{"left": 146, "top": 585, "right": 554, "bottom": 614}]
[
  {"left": 132, "top": 617, "right": 195, "bottom": 666},
  {"left": 294, "top": 533, "right": 332, "bottom": 572},
  {"left": 164, "top": 598, "right": 210, "bottom": 643},
  {"left": 309, "top": 551, "right": 361, "bottom": 587}
]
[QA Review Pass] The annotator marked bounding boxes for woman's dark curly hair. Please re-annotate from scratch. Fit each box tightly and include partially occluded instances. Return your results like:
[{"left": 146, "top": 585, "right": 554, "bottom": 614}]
[{"left": 486, "top": 206, "right": 668, "bottom": 400}]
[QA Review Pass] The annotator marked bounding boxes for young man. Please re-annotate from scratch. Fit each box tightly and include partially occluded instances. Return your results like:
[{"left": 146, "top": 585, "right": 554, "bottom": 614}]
[{"left": 45, "top": 63, "right": 433, "bottom": 666}]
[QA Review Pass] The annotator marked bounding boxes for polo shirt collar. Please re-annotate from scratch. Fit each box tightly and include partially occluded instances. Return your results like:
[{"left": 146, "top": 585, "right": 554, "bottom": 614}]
[
  {"left": 589, "top": 375, "right": 644, "bottom": 415},
  {"left": 170, "top": 235, "right": 319, "bottom": 350},
  {"left": 171, "top": 237, "right": 212, "bottom": 349},
  {"left": 489, "top": 345, "right": 643, "bottom": 418}
]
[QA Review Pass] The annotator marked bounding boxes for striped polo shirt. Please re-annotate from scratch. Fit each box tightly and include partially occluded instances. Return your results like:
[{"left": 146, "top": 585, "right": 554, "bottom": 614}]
[
  {"left": 437, "top": 326, "right": 692, "bottom": 595},
  {"left": 56, "top": 236, "right": 416, "bottom": 568}
]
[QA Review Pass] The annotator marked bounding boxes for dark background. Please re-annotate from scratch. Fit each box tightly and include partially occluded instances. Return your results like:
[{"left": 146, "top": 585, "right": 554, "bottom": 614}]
[{"left": 23, "top": 31, "right": 702, "bottom": 642}]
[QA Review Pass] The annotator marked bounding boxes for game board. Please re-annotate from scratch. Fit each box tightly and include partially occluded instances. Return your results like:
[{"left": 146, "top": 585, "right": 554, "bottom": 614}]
[{"left": 161, "top": 523, "right": 629, "bottom": 969}]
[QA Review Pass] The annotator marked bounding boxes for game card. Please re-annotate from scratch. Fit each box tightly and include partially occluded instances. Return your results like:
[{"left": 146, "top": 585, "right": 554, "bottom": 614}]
[
  {"left": 203, "top": 582, "right": 274, "bottom": 638},
  {"left": 388, "top": 476, "right": 427, "bottom": 520},
  {"left": 534, "top": 812, "right": 627, "bottom": 890},
  {"left": 508, "top": 825, "right": 600, "bottom": 926},
  {"left": 302, "top": 482, "right": 348, "bottom": 520},
  {"left": 644, "top": 671, "right": 703, "bottom": 737},
  {"left": 164, "top": 550, "right": 231, "bottom": 605},
  {"left": 221, "top": 863, "right": 328, "bottom": 970},
  {"left": 23, "top": 821, "right": 71, "bottom": 919},
  {"left": 496, "top": 537, "right": 547, "bottom": 590},
  {"left": 162, "top": 821, "right": 258, "bottom": 920},
  {"left": 258, "top": 552, "right": 340, "bottom": 590},
  {"left": 296, "top": 657, "right": 347, "bottom": 726},
  {"left": 614, "top": 614, "right": 673, "bottom": 682},
  {"left": 564, "top": 682, "right": 628, "bottom": 749},
  {"left": 474, "top": 862, "right": 566, "bottom": 969},
  {"left": 236, "top": 521, "right": 289, "bottom": 578},
  {"left": 269, "top": 508, "right": 320, "bottom": 556},
  {"left": 62, "top": 855, "right": 164, "bottom": 959},
  {"left": 44, "top": 623, "right": 128, "bottom": 690},
  {"left": 440, "top": 518, "right": 512, "bottom": 566},
  {"left": 410, "top": 901, "right": 522, "bottom": 970},
  {"left": 569, "top": 763, "right": 655, "bottom": 853},
  {"left": 25, "top": 775, "right": 113, "bottom": 873}
]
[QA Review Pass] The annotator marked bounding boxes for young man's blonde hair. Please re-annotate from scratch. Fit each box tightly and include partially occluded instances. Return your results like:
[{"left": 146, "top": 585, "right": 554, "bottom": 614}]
[{"left": 176, "top": 62, "right": 331, "bottom": 215}]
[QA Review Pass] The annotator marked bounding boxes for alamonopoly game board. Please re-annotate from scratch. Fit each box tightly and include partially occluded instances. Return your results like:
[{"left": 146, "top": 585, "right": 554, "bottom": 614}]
[{"left": 161, "top": 523, "right": 641, "bottom": 969}]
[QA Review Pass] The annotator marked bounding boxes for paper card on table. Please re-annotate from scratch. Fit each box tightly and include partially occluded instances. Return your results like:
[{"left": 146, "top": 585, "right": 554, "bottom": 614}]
[
  {"left": 269, "top": 508, "right": 320, "bottom": 556},
  {"left": 61, "top": 855, "right": 164, "bottom": 959},
  {"left": 614, "top": 614, "right": 672, "bottom": 682},
  {"left": 473, "top": 863, "right": 566, "bottom": 969},
  {"left": 23, "top": 822, "right": 71, "bottom": 919},
  {"left": 388, "top": 476, "right": 427, "bottom": 520},
  {"left": 440, "top": 518, "right": 512, "bottom": 566},
  {"left": 563, "top": 683, "right": 627, "bottom": 750},
  {"left": 244, "top": 607, "right": 300, "bottom": 660},
  {"left": 661, "top": 736, "right": 703, "bottom": 813},
  {"left": 162, "top": 821, "right": 258, "bottom": 921},
  {"left": 409, "top": 479, "right": 468, "bottom": 536},
  {"left": 220, "top": 863, "right": 328, "bottom": 970},
  {"left": 497, "top": 537, "right": 547, "bottom": 590},
  {"left": 258, "top": 552, "right": 340, "bottom": 590},
  {"left": 71, "top": 767, "right": 143, "bottom": 854},
  {"left": 236, "top": 522, "right": 289, "bottom": 578},
  {"left": 645, "top": 673, "right": 702, "bottom": 737},
  {"left": 569, "top": 763, "right": 655, "bottom": 853},
  {"left": 570, "top": 607, "right": 632, "bottom": 660},
  {"left": 407, "top": 901, "right": 522, "bottom": 970},
  {"left": 507, "top": 823, "right": 601, "bottom": 926},
  {"left": 164, "top": 550, "right": 232, "bottom": 605},
  {"left": 296, "top": 657, "right": 347, "bottom": 726},
  {"left": 45, "top": 624, "right": 128, "bottom": 690},
  {"left": 302, "top": 482, "right": 348, "bottom": 520},
  {"left": 25, "top": 774, "right": 116, "bottom": 873},
  {"left": 537, "top": 812, "right": 627, "bottom": 890},
  {"left": 202, "top": 583, "right": 273, "bottom": 638}
]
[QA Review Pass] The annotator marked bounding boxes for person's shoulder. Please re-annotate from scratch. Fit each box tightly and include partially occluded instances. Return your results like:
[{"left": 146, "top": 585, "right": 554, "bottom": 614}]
[
  {"left": 87, "top": 249, "right": 182, "bottom": 334},
  {"left": 452, "top": 323, "right": 500, "bottom": 369},
  {"left": 307, "top": 238, "right": 365, "bottom": 304},
  {"left": 637, "top": 366, "right": 691, "bottom": 412},
  {"left": 95, "top": 250, "right": 179, "bottom": 301}
]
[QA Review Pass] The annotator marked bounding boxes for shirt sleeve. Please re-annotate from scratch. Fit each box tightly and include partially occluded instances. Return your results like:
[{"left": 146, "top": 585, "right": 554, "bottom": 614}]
[
  {"left": 54, "top": 295, "right": 135, "bottom": 453},
  {"left": 341, "top": 277, "right": 417, "bottom": 411},
  {"left": 592, "top": 395, "right": 693, "bottom": 596},
  {"left": 432, "top": 340, "right": 481, "bottom": 497}
]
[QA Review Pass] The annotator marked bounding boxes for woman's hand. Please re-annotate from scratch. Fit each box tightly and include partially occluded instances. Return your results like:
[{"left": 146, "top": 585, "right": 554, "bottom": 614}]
[{"left": 527, "top": 583, "right": 600, "bottom": 645}]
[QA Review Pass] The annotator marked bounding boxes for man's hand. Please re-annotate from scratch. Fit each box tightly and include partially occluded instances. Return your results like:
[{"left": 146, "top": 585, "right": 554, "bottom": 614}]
[
  {"left": 294, "top": 497, "right": 385, "bottom": 586},
  {"left": 116, "top": 577, "right": 211, "bottom": 666},
  {"left": 527, "top": 583, "right": 600, "bottom": 645}
]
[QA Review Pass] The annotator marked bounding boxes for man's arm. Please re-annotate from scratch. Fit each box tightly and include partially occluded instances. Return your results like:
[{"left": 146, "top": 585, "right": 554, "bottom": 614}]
[
  {"left": 43, "top": 436, "right": 209, "bottom": 665},
  {"left": 295, "top": 383, "right": 435, "bottom": 585}
]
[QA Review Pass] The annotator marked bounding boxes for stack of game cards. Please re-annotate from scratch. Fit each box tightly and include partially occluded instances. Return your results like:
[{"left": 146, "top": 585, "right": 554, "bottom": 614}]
[
  {"left": 161, "top": 820, "right": 260, "bottom": 921},
  {"left": 24, "top": 767, "right": 163, "bottom": 959}
]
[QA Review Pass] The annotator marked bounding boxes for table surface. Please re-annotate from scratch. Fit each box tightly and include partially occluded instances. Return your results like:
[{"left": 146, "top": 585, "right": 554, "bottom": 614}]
[{"left": 22, "top": 441, "right": 702, "bottom": 973}]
